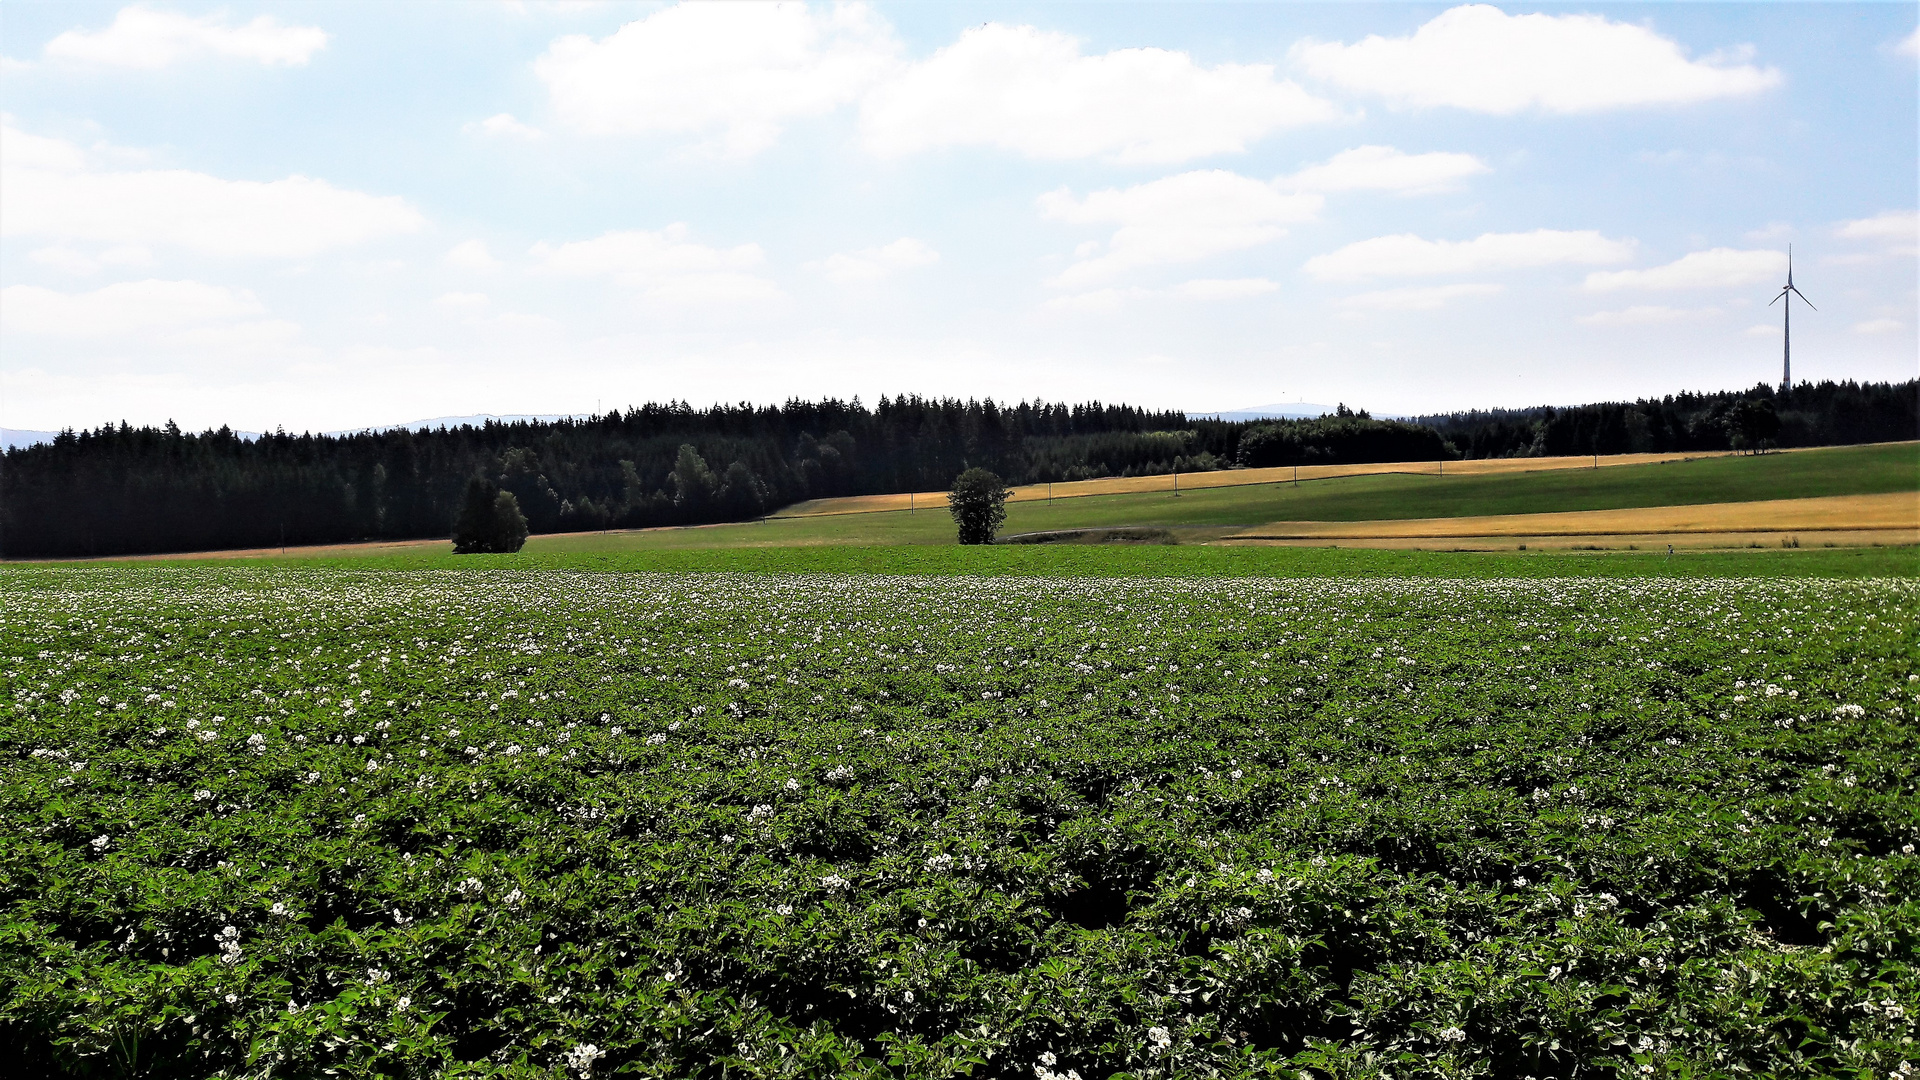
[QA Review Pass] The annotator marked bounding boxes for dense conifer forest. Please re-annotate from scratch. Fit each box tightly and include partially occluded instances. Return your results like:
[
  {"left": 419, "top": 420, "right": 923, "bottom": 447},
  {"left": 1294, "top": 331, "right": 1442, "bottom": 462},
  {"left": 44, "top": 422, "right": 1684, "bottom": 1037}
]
[{"left": 2, "top": 381, "right": 1911, "bottom": 558}]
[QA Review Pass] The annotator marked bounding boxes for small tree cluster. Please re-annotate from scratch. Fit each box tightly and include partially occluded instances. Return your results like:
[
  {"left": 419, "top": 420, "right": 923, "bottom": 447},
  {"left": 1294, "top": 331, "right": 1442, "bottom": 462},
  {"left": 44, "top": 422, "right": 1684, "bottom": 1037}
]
[
  {"left": 948, "top": 468, "right": 1010, "bottom": 545},
  {"left": 1722, "top": 398, "right": 1781, "bottom": 453},
  {"left": 451, "top": 478, "right": 529, "bottom": 554}
]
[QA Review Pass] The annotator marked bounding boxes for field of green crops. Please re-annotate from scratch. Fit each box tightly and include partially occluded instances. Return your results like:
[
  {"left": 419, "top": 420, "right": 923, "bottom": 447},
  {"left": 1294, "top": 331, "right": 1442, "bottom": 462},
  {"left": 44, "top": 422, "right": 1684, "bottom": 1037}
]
[{"left": 4, "top": 567, "right": 1917, "bottom": 1079}]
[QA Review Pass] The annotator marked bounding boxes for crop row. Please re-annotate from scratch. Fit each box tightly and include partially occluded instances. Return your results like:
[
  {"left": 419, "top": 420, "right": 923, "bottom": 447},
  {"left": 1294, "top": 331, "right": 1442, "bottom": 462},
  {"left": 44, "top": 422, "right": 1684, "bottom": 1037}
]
[{"left": 1, "top": 568, "right": 1915, "bottom": 1079}]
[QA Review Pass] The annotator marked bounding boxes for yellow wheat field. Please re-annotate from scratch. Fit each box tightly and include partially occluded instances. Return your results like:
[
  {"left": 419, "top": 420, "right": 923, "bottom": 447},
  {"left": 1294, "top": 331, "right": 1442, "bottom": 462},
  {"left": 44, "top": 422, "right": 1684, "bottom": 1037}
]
[
  {"left": 1222, "top": 492, "right": 1919, "bottom": 548},
  {"left": 771, "top": 449, "right": 1740, "bottom": 518}
]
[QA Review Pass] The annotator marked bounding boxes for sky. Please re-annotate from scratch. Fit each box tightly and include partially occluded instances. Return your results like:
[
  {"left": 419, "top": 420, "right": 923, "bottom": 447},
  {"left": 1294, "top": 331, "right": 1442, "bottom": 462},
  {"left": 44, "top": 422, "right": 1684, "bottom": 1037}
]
[{"left": 1, "top": 1, "right": 1915, "bottom": 434}]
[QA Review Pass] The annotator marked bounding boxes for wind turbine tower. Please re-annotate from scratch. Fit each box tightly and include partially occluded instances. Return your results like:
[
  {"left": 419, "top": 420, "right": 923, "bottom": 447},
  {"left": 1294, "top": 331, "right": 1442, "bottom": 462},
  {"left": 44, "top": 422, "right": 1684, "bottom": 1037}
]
[{"left": 1770, "top": 246, "right": 1815, "bottom": 394}]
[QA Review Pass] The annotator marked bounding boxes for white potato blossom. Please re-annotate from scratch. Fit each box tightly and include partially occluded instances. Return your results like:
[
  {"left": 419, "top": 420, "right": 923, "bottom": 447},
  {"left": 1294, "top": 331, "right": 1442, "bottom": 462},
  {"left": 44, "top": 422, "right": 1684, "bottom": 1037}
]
[
  {"left": 213, "top": 925, "right": 242, "bottom": 964},
  {"left": 562, "top": 1044, "right": 605, "bottom": 1074}
]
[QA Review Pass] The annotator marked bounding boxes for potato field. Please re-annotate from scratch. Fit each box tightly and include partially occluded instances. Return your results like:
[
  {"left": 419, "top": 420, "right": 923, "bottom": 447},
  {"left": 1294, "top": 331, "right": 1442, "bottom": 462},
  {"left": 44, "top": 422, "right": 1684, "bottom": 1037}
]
[{"left": 3, "top": 568, "right": 1916, "bottom": 1079}]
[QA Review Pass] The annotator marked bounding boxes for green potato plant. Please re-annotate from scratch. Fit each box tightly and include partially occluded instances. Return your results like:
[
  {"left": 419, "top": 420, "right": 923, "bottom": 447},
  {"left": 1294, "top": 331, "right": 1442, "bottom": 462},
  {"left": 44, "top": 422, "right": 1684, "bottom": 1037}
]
[{"left": 0, "top": 568, "right": 1914, "bottom": 1079}]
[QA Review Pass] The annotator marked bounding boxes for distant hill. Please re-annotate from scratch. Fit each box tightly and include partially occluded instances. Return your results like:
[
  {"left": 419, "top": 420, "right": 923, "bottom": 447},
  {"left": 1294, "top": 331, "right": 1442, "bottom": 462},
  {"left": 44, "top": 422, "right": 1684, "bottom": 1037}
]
[
  {"left": 330, "top": 413, "right": 590, "bottom": 436},
  {"left": 2, "top": 429, "right": 59, "bottom": 451},
  {"left": 1199, "top": 404, "right": 1418, "bottom": 422},
  {"left": 1195, "top": 403, "right": 1334, "bottom": 421}
]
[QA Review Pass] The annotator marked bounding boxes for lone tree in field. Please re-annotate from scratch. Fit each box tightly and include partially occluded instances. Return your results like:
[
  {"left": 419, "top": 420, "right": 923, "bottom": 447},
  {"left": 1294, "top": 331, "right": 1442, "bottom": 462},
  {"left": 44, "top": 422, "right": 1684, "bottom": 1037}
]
[
  {"left": 948, "top": 467, "right": 1010, "bottom": 544},
  {"left": 452, "top": 478, "right": 530, "bottom": 554}
]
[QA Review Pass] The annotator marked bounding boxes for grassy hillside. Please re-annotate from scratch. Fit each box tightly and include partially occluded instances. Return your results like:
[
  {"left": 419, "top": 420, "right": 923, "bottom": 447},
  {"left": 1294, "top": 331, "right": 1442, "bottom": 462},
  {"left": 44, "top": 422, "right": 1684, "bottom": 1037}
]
[
  {"left": 25, "top": 443, "right": 1910, "bottom": 571},
  {"left": 509, "top": 442, "right": 1917, "bottom": 551}
]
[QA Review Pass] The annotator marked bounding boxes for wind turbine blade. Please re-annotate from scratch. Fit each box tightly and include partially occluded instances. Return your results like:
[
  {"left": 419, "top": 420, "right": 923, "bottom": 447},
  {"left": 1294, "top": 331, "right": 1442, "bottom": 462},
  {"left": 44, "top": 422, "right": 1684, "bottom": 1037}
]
[
  {"left": 1789, "top": 285, "right": 1815, "bottom": 310},
  {"left": 1769, "top": 291, "right": 1784, "bottom": 306}
]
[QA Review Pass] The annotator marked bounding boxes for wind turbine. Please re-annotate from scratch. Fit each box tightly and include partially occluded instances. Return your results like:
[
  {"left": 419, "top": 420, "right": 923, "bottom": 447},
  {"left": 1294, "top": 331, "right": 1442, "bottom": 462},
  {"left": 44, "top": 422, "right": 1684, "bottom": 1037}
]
[{"left": 1769, "top": 245, "right": 1814, "bottom": 393}]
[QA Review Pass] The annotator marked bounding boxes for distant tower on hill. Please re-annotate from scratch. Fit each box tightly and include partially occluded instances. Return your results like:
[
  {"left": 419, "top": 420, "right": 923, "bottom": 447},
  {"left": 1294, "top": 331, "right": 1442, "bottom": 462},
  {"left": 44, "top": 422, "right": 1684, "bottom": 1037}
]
[{"left": 1770, "top": 246, "right": 1815, "bottom": 394}]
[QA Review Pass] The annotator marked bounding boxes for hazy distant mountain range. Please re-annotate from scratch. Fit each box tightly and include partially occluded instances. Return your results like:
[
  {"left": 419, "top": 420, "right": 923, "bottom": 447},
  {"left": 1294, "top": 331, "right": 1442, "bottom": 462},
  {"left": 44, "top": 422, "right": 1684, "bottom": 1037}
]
[
  {"left": 1198, "top": 403, "right": 1334, "bottom": 421},
  {"left": 2, "top": 429, "right": 60, "bottom": 451},
  {"left": 355, "top": 413, "right": 590, "bottom": 433}
]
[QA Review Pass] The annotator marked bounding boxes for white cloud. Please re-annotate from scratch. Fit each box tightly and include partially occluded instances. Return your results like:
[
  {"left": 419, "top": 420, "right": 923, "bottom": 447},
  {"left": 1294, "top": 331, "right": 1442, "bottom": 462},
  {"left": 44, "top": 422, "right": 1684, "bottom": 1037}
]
[
  {"left": 44, "top": 5, "right": 328, "bottom": 69},
  {"left": 1041, "top": 289, "right": 1133, "bottom": 314},
  {"left": 1294, "top": 4, "right": 1780, "bottom": 113},
  {"left": 1044, "top": 278, "right": 1280, "bottom": 313},
  {"left": 1836, "top": 209, "right": 1918, "bottom": 254},
  {"left": 1, "top": 122, "right": 423, "bottom": 258},
  {"left": 444, "top": 240, "right": 503, "bottom": 270},
  {"left": 1898, "top": 27, "right": 1919, "bottom": 59},
  {"left": 1171, "top": 278, "right": 1280, "bottom": 300},
  {"left": 1577, "top": 304, "right": 1721, "bottom": 326},
  {"left": 1040, "top": 171, "right": 1322, "bottom": 287},
  {"left": 1304, "top": 230, "right": 1634, "bottom": 281},
  {"left": 1582, "top": 247, "right": 1783, "bottom": 291},
  {"left": 4, "top": 123, "right": 90, "bottom": 170},
  {"left": 0, "top": 279, "right": 275, "bottom": 338},
  {"left": 433, "top": 292, "right": 490, "bottom": 309},
  {"left": 531, "top": 225, "right": 784, "bottom": 306},
  {"left": 806, "top": 237, "right": 939, "bottom": 284},
  {"left": 28, "top": 244, "right": 154, "bottom": 275},
  {"left": 1278, "top": 145, "right": 1489, "bottom": 194},
  {"left": 1336, "top": 283, "right": 1502, "bottom": 311},
  {"left": 464, "top": 113, "right": 545, "bottom": 139},
  {"left": 1854, "top": 318, "right": 1905, "bottom": 335},
  {"left": 862, "top": 23, "right": 1341, "bottom": 164},
  {"left": 535, "top": 2, "right": 898, "bottom": 155}
]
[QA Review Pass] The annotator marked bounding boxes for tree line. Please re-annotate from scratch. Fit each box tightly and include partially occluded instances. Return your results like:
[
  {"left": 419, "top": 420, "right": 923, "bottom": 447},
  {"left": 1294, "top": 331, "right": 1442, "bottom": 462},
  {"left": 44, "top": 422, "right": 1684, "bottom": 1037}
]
[
  {"left": 2, "top": 381, "right": 1910, "bottom": 558},
  {"left": 1411, "top": 379, "right": 1917, "bottom": 459}
]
